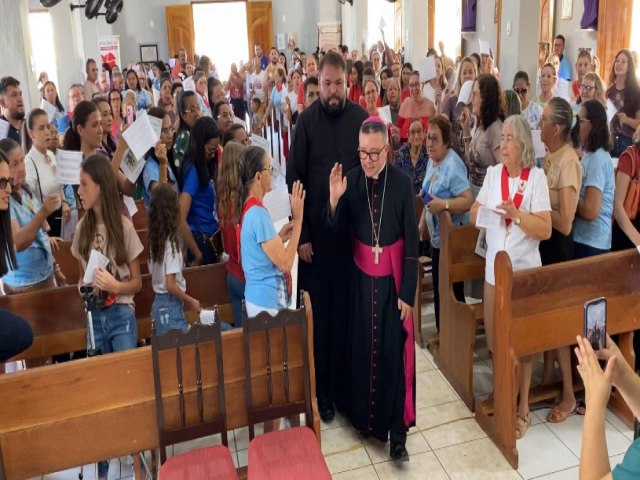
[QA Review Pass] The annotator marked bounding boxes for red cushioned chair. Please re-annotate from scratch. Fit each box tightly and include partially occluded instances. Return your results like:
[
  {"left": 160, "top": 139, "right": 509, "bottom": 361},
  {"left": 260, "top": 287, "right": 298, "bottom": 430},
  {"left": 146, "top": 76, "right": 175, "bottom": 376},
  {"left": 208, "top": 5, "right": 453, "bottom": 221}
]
[
  {"left": 242, "top": 291, "right": 331, "bottom": 480},
  {"left": 151, "top": 314, "right": 238, "bottom": 479}
]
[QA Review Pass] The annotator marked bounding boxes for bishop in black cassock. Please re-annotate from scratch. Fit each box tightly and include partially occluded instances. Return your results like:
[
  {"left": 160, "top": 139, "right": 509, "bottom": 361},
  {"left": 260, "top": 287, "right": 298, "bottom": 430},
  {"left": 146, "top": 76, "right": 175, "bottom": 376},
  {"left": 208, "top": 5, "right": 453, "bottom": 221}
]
[{"left": 327, "top": 117, "right": 419, "bottom": 461}]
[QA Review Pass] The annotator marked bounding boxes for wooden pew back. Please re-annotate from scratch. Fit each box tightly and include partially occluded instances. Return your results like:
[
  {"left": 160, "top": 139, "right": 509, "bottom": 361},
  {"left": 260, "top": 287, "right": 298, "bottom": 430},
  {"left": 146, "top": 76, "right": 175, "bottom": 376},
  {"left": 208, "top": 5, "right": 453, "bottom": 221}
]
[
  {"left": 475, "top": 250, "right": 640, "bottom": 468},
  {"left": 0, "top": 292, "right": 318, "bottom": 480},
  {"left": 0, "top": 263, "right": 230, "bottom": 361},
  {"left": 433, "top": 212, "right": 485, "bottom": 411}
]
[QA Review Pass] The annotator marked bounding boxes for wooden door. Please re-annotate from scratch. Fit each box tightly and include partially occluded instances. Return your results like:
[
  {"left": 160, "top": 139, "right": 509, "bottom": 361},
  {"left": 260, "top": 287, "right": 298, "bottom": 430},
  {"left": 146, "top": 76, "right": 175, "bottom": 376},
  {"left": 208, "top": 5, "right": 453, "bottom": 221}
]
[
  {"left": 166, "top": 5, "right": 195, "bottom": 60},
  {"left": 394, "top": 0, "right": 403, "bottom": 52},
  {"left": 428, "top": 0, "right": 435, "bottom": 49},
  {"left": 538, "top": 0, "right": 555, "bottom": 51},
  {"left": 597, "top": 0, "right": 633, "bottom": 79},
  {"left": 247, "top": 2, "right": 273, "bottom": 61}
]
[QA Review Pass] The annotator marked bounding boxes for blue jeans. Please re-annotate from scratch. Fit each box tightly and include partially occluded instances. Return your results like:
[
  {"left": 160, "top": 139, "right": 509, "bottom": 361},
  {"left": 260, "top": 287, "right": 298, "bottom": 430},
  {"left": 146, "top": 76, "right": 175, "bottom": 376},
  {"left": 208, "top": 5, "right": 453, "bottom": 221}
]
[
  {"left": 227, "top": 273, "right": 246, "bottom": 328},
  {"left": 151, "top": 293, "right": 189, "bottom": 336},
  {"left": 87, "top": 303, "right": 137, "bottom": 478}
]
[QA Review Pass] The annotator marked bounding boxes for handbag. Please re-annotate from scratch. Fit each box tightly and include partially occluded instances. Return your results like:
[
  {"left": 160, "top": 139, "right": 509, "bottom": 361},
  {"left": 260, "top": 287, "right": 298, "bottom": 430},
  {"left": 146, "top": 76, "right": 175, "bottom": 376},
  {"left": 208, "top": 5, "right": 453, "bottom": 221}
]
[{"left": 621, "top": 145, "right": 640, "bottom": 221}]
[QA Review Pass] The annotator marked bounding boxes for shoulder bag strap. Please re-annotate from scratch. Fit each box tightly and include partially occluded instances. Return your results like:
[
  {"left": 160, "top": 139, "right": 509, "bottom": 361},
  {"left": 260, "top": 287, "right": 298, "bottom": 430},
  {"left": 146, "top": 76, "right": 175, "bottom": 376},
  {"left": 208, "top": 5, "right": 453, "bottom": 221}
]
[{"left": 29, "top": 157, "right": 44, "bottom": 202}]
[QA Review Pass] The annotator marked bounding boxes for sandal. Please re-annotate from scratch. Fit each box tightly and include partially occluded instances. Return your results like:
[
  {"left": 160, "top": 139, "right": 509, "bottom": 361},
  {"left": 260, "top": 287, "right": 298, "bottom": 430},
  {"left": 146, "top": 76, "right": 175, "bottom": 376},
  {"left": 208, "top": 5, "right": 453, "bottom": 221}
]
[
  {"left": 516, "top": 411, "right": 531, "bottom": 439},
  {"left": 546, "top": 403, "right": 576, "bottom": 423}
]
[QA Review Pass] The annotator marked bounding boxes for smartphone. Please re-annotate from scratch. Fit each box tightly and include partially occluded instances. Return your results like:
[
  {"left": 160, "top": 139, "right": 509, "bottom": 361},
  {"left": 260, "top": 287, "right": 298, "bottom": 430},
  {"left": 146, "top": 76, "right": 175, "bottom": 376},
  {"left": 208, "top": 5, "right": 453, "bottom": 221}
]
[
  {"left": 584, "top": 297, "right": 606, "bottom": 351},
  {"left": 420, "top": 188, "right": 432, "bottom": 205},
  {"left": 126, "top": 105, "right": 134, "bottom": 124}
]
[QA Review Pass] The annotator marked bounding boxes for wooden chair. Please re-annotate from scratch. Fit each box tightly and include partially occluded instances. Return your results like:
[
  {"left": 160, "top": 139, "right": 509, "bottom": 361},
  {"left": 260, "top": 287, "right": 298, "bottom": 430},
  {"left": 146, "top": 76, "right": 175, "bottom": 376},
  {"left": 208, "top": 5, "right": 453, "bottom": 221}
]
[
  {"left": 151, "top": 315, "right": 237, "bottom": 479},
  {"left": 242, "top": 292, "right": 331, "bottom": 480}
]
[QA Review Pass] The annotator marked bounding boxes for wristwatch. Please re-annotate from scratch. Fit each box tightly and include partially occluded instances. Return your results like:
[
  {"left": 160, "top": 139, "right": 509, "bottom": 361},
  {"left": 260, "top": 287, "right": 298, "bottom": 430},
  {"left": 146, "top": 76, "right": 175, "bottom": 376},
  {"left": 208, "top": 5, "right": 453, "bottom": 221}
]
[
  {"left": 444, "top": 200, "right": 450, "bottom": 211},
  {"left": 514, "top": 214, "right": 521, "bottom": 226}
]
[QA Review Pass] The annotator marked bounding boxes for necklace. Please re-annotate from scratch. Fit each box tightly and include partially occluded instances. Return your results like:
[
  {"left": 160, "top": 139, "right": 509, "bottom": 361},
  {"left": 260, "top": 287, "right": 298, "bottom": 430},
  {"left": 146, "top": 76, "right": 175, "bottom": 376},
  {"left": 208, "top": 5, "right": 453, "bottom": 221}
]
[{"left": 364, "top": 164, "right": 388, "bottom": 264}]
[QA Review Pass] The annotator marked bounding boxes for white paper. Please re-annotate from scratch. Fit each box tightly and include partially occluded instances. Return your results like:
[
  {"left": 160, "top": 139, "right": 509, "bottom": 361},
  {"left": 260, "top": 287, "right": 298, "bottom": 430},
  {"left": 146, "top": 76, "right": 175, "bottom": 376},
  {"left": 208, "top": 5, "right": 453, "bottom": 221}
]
[
  {"left": 182, "top": 77, "right": 195, "bottom": 92},
  {"left": 120, "top": 148, "right": 146, "bottom": 183},
  {"left": 147, "top": 69, "right": 155, "bottom": 81},
  {"left": 531, "top": 129, "right": 547, "bottom": 158},
  {"left": 60, "top": 208, "right": 78, "bottom": 242},
  {"left": 606, "top": 99, "right": 618, "bottom": 125},
  {"left": 422, "top": 82, "right": 436, "bottom": 103},
  {"left": 379, "top": 17, "right": 387, "bottom": 30},
  {"left": 148, "top": 114, "right": 162, "bottom": 140},
  {"left": 56, "top": 149, "right": 83, "bottom": 185},
  {"left": 250, "top": 134, "right": 270, "bottom": 151},
  {"left": 169, "top": 58, "right": 177, "bottom": 68},
  {"left": 263, "top": 184, "right": 292, "bottom": 223},
  {"left": 457, "top": 80, "right": 474, "bottom": 106},
  {"left": 416, "top": 56, "right": 437, "bottom": 82},
  {"left": 475, "top": 229, "right": 487, "bottom": 258},
  {"left": 40, "top": 99, "right": 58, "bottom": 123},
  {"left": 555, "top": 78, "right": 571, "bottom": 101},
  {"left": 276, "top": 33, "right": 286, "bottom": 51},
  {"left": 152, "top": 88, "right": 160, "bottom": 107},
  {"left": 200, "top": 309, "right": 217, "bottom": 325},
  {"left": 122, "top": 110, "right": 159, "bottom": 161},
  {"left": 476, "top": 206, "right": 502, "bottom": 230},
  {"left": 378, "top": 105, "right": 392, "bottom": 125},
  {"left": 479, "top": 39, "right": 491, "bottom": 55},
  {"left": 123, "top": 195, "right": 138, "bottom": 217},
  {"left": 0, "top": 119, "right": 9, "bottom": 140},
  {"left": 83, "top": 249, "right": 110, "bottom": 284}
]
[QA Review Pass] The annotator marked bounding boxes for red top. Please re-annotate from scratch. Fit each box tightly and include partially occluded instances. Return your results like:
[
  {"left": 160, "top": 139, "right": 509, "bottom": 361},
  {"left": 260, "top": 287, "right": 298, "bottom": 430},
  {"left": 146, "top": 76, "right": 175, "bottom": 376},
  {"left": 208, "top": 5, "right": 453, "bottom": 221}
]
[
  {"left": 348, "top": 84, "right": 362, "bottom": 104},
  {"left": 397, "top": 115, "right": 429, "bottom": 141},
  {"left": 359, "top": 95, "right": 381, "bottom": 109},
  {"left": 297, "top": 82, "right": 305, "bottom": 107},
  {"left": 617, "top": 145, "right": 639, "bottom": 177},
  {"left": 572, "top": 80, "right": 581, "bottom": 98},
  {"left": 219, "top": 220, "right": 244, "bottom": 281},
  {"left": 401, "top": 89, "right": 410, "bottom": 103}
]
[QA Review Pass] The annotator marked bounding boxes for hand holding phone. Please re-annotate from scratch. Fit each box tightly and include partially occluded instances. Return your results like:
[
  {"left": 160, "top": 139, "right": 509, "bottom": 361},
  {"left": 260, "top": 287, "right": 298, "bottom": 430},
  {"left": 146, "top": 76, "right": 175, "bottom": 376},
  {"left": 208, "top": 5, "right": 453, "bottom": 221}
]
[
  {"left": 420, "top": 188, "right": 432, "bottom": 206},
  {"left": 126, "top": 105, "right": 134, "bottom": 124},
  {"left": 584, "top": 297, "right": 606, "bottom": 351}
]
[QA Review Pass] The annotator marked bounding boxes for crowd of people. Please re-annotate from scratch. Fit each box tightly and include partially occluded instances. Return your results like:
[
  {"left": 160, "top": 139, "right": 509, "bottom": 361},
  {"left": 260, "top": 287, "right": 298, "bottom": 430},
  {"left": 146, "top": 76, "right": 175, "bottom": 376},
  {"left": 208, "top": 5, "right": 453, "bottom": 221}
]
[{"left": 0, "top": 29, "right": 640, "bottom": 476}]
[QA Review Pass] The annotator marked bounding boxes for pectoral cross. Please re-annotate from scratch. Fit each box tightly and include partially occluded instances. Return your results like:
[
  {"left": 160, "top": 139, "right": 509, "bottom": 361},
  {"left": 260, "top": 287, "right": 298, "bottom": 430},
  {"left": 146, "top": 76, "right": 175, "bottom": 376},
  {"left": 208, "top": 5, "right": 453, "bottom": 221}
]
[{"left": 372, "top": 243, "right": 383, "bottom": 264}]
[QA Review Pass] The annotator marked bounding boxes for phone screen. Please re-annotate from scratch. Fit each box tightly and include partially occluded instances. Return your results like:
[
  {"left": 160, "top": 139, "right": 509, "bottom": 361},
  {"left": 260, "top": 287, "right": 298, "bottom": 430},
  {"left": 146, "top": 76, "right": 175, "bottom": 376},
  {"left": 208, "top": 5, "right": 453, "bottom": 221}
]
[
  {"left": 584, "top": 297, "right": 606, "bottom": 351},
  {"left": 126, "top": 105, "right": 134, "bottom": 124}
]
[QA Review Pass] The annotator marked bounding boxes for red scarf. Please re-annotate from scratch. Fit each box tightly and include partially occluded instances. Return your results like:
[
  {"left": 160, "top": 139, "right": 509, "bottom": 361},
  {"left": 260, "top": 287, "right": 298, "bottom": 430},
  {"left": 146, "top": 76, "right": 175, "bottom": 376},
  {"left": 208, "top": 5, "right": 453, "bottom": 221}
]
[{"left": 501, "top": 166, "right": 530, "bottom": 227}]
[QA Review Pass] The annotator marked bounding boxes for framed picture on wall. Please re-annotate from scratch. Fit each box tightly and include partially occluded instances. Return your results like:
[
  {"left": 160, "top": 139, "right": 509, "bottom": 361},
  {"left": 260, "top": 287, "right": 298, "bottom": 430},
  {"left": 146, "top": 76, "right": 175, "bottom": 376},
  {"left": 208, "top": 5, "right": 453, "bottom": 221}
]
[
  {"left": 561, "top": 0, "right": 573, "bottom": 19},
  {"left": 140, "top": 44, "right": 158, "bottom": 63}
]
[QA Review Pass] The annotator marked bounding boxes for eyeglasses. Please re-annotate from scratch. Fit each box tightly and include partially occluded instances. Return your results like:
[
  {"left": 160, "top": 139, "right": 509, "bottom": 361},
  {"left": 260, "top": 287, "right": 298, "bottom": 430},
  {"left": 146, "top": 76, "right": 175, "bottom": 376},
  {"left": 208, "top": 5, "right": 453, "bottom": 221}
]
[
  {"left": 408, "top": 83, "right": 421, "bottom": 88},
  {"left": 358, "top": 148, "right": 385, "bottom": 161},
  {"left": 581, "top": 85, "right": 595, "bottom": 92},
  {"left": 425, "top": 134, "right": 440, "bottom": 143},
  {"left": 184, "top": 108, "right": 200, "bottom": 115},
  {"left": 0, "top": 177, "right": 13, "bottom": 189},
  {"left": 514, "top": 88, "right": 528, "bottom": 95},
  {"left": 262, "top": 166, "right": 273, "bottom": 174}
]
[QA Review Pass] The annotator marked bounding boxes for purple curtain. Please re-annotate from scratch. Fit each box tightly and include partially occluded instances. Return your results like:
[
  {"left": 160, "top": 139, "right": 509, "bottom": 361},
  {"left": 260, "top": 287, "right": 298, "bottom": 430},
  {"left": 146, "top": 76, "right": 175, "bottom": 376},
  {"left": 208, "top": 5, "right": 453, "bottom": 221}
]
[
  {"left": 462, "top": 0, "right": 477, "bottom": 33},
  {"left": 580, "top": 0, "right": 598, "bottom": 29}
]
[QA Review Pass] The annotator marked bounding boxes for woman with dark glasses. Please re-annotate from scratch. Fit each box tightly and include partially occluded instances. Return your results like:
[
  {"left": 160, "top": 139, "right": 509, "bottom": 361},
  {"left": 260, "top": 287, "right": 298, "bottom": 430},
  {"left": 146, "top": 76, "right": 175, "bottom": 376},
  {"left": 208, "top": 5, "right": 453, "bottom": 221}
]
[{"left": 513, "top": 71, "right": 543, "bottom": 130}]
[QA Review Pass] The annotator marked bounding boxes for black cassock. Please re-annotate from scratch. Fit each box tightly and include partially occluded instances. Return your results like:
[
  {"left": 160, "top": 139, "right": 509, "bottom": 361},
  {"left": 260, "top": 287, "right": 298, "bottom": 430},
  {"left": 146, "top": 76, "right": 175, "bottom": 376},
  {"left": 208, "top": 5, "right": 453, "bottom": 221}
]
[
  {"left": 327, "top": 163, "right": 419, "bottom": 442},
  {"left": 287, "top": 99, "right": 368, "bottom": 410}
]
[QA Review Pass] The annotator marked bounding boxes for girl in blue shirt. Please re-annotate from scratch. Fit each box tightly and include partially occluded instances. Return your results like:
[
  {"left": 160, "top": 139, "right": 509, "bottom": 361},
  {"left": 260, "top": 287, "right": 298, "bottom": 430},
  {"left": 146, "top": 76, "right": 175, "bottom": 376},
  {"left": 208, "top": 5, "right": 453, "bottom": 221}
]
[
  {"left": 178, "top": 116, "right": 221, "bottom": 265},
  {"left": 237, "top": 146, "right": 304, "bottom": 316},
  {"left": 571, "top": 100, "right": 615, "bottom": 258}
]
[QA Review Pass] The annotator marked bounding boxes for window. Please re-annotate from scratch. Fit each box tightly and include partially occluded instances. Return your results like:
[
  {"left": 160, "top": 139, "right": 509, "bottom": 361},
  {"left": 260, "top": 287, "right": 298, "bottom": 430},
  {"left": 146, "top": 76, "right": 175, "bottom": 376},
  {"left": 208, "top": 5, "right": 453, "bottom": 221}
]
[
  {"left": 435, "top": 0, "right": 462, "bottom": 60},
  {"left": 367, "top": 0, "right": 395, "bottom": 49}
]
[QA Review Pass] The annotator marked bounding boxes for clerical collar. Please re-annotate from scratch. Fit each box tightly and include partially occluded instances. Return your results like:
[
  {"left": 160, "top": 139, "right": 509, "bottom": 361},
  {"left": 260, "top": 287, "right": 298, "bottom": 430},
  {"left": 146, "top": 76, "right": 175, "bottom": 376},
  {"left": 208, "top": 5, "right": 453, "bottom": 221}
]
[{"left": 368, "top": 162, "right": 388, "bottom": 180}]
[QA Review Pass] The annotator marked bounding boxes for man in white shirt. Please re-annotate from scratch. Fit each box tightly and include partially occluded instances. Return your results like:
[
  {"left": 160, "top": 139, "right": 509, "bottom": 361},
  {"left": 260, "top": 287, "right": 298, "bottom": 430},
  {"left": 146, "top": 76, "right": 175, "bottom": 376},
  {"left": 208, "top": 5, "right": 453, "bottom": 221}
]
[
  {"left": 83, "top": 59, "right": 100, "bottom": 101},
  {"left": 249, "top": 57, "right": 267, "bottom": 106}
]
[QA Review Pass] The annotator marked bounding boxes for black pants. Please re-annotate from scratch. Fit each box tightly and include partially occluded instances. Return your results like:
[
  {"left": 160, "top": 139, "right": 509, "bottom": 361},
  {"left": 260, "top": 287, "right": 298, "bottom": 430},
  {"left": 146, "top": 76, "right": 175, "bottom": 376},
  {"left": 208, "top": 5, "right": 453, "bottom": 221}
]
[
  {"left": 47, "top": 207, "right": 63, "bottom": 238},
  {"left": 432, "top": 247, "right": 465, "bottom": 332},
  {"left": 0, "top": 309, "right": 33, "bottom": 362},
  {"left": 540, "top": 228, "right": 574, "bottom": 266}
]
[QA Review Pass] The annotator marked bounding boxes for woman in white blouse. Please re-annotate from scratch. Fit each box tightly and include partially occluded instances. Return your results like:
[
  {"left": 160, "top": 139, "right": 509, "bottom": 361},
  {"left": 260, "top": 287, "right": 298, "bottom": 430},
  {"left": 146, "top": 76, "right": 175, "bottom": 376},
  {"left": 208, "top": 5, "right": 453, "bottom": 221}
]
[
  {"left": 471, "top": 114, "right": 552, "bottom": 439},
  {"left": 25, "top": 108, "right": 69, "bottom": 237}
]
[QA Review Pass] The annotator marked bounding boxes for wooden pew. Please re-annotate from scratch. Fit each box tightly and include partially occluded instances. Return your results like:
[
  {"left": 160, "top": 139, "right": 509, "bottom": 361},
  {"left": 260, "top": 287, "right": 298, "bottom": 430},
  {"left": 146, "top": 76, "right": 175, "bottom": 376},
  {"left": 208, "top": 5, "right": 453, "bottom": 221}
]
[
  {"left": 475, "top": 250, "right": 640, "bottom": 469},
  {"left": 0, "top": 262, "right": 231, "bottom": 362},
  {"left": 0, "top": 293, "right": 319, "bottom": 480},
  {"left": 432, "top": 212, "right": 485, "bottom": 411},
  {"left": 132, "top": 200, "right": 147, "bottom": 231},
  {"left": 54, "top": 229, "right": 149, "bottom": 285}
]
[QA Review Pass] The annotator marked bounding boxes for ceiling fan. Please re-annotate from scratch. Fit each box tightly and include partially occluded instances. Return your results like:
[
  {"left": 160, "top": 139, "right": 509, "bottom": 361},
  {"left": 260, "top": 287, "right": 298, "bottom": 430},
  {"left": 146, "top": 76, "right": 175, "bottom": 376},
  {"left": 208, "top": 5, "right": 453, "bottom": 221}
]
[
  {"left": 40, "top": 0, "right": 123, "bottom": 24},
  {"left": 338, "top": 0, "right": 354, "bottom": 5}
]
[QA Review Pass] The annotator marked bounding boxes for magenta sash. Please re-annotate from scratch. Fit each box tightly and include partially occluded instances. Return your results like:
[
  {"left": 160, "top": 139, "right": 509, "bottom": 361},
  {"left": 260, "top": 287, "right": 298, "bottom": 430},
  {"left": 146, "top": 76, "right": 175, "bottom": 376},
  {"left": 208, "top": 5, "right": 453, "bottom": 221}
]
[{"left": 354, "top": 238, "right": 416, "bottom": 428}]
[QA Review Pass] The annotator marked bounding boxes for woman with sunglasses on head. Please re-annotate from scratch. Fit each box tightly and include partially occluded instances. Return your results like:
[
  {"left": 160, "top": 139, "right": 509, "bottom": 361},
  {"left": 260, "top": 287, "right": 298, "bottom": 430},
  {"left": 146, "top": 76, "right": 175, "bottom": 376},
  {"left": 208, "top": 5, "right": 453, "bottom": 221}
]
[{"left": 0, "top": 148, "right": 33, "bottom": 362}]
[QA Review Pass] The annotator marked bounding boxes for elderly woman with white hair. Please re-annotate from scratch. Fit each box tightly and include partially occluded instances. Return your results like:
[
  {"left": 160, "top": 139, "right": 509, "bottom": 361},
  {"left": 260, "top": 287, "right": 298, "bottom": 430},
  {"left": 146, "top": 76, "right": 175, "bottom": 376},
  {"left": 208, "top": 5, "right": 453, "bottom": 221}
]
[{"left": 471, "top": 114, "right": 552, "bottom": 440}]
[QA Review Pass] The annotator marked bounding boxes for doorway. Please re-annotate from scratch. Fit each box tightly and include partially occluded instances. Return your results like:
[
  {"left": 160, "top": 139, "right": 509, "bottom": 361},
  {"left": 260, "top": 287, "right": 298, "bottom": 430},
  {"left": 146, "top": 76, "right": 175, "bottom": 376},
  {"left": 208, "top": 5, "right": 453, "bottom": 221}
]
[
  {"left": 28, "top": 10, "right": 58, "bottom": 89},
  {"left": 193, "top": 2, "right": 249, "bottom": 81}
]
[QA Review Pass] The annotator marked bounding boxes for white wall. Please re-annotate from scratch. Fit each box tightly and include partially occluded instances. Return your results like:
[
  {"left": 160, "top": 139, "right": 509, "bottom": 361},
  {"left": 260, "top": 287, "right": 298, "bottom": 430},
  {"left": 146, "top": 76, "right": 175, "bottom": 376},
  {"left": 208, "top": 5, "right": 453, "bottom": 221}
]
[
  {"left": 461, "top": 0, "right": 498, "bottom": 60},
  {"left": 0, "top": 0, "right": 38, "bottom": 111}
]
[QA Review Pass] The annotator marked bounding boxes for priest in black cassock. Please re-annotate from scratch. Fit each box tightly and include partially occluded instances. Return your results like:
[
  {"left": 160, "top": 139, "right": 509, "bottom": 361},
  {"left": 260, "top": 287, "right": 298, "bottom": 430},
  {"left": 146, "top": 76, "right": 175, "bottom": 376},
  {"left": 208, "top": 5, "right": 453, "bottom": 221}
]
[
  {"left": 327, "top": 117, "right": 419, "bottom": 462},
  {"left": 286, "top": 51, "right": 368, "bottom": 421}
]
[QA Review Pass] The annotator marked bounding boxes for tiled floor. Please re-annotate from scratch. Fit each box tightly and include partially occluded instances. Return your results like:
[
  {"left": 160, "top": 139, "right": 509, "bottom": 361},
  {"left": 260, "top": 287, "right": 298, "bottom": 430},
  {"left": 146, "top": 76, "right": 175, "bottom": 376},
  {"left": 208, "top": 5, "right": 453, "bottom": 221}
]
[{"left": 33, "top": 303, "right": 635, "bottom": 480}]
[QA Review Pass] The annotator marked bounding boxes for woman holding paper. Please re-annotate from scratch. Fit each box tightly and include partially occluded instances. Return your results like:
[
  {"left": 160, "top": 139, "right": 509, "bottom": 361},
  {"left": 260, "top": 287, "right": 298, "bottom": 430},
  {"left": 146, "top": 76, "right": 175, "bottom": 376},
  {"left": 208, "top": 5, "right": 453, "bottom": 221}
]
[
  {"left": 397, "top": 71, "right": 436, "bottom": 142},
  {"left": 0, "top": 138, "right": 64, "bottom": 293},
  {"left": 441, "top": 56, "right": 478, "bottom": 157},
  {"left": 470, "top": 115, "right": 551, "bottom": 438},
  {"left": 25, "top": 108, "right": 70, "bottom": 237},
  {"left": 41, "top": 81, "right": 65, "bottom": 128},
  {"left": 605, "top": 49, "right": 640, "bottom": 157},
  {"left": 72, "top": 154, "right": 143, "bottom": 480},
  {"left": 237, "top": 146, "right": 302, "bottom": 317}
]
